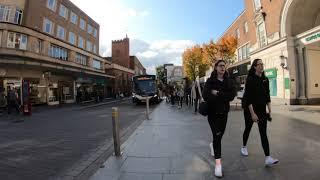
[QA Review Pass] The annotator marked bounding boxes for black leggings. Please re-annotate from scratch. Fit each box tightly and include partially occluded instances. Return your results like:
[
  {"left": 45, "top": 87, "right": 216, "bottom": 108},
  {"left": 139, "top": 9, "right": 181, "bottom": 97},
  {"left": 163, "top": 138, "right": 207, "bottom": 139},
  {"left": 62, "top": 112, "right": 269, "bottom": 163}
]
[
  {"left": 208, "top": 113, "right": 228, "bottom": 159},
  {"left": 243, "top": 109, "right": 270, "bottom": 156}
]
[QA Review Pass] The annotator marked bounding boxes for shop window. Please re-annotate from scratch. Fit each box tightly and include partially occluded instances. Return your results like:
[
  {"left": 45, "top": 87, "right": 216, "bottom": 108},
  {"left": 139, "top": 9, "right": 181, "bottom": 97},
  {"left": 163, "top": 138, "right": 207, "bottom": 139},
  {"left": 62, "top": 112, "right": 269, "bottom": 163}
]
[
  {"left": 76, "top": 53, "right": 87, "bottom": 66},
  {"left": 49, "top": 44, "right": 68, "bottom": 61},
  {"left": 93, "top": 59, "right": 102, "bottom": 69},
  {"left": 7, "top": 32, "right": 27, "bottom": 50}
]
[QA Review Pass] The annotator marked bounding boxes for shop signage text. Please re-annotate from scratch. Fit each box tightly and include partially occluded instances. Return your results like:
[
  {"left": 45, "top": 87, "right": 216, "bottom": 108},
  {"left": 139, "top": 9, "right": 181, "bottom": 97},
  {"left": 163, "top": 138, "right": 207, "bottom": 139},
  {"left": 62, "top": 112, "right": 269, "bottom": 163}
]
[
  {"left": 265, "top": 68, "right": 277, "bottom": 78},
  {"left": 303, "top": 31, "right": 320, "bottom": 45}
]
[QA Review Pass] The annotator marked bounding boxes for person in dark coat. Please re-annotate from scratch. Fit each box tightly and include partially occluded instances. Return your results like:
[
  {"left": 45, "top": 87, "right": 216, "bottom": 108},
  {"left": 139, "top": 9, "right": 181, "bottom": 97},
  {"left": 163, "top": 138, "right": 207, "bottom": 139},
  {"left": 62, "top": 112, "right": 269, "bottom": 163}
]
[
  {"left": 240, "top": 58, "right": 279, "bottom": 167},
  {"left": 202, "top": 60, "right": 236, "bottom": 177}
]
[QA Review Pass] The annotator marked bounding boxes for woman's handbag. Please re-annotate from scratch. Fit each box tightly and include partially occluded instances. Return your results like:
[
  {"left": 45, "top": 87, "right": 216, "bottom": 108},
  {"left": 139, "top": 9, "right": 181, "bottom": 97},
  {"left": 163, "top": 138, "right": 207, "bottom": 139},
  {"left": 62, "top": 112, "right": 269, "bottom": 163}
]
[{"left": 198, "top": 101, "right": 208, "bottom": 116}]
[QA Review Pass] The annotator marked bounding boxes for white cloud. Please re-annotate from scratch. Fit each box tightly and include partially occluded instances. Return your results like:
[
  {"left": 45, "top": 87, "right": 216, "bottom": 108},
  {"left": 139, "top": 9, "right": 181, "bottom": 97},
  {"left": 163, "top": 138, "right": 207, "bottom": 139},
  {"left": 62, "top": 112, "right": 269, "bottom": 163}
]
[
  {"left": 136, "top": 51, "right": 158, "bottom": 58},
  {"left": 69, "top": 0, "right": 193, "bottom": 75},
  {"left": 131, "top": 39, "right": 195, "bottom": 75}
]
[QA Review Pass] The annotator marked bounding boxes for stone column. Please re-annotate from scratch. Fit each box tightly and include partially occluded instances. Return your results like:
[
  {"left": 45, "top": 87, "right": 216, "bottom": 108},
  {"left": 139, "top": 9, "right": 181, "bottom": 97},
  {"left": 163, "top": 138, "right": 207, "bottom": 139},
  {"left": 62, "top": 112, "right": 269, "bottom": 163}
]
[{"left": 296, "top": 46, "right": 308, "bottom": 104}]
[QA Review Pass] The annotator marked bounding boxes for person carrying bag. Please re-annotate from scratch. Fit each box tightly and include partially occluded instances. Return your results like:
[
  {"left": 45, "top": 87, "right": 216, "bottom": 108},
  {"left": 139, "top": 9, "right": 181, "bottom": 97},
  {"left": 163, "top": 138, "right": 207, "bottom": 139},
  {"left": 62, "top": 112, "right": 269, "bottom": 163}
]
[{"left": 202, "top": 60, "right": 236, "bottom": 177}]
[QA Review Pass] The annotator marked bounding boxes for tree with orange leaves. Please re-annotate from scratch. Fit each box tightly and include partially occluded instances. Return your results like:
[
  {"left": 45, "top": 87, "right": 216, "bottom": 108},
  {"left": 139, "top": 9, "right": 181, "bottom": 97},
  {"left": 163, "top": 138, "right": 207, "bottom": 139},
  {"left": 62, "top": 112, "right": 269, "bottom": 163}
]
[
  {"left": 182, "top": 45, "right": 210, "bottom": 81},
  {"left": 217, "top": 36, "right": 238, "bottom": 65},
  {"left": 203, "top": 40, "right": 219, "bottom": 66}
]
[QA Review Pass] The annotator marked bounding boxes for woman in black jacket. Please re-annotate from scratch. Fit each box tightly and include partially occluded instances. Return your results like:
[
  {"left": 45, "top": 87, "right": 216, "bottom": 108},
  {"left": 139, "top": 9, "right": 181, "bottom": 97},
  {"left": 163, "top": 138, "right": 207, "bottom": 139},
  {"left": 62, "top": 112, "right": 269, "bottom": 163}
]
[
  {"left": 203, "top": 60, "right": 236, "bottom": 177},
  {"left": 240, "top": 58, "right": 279, "bottom": 167}
]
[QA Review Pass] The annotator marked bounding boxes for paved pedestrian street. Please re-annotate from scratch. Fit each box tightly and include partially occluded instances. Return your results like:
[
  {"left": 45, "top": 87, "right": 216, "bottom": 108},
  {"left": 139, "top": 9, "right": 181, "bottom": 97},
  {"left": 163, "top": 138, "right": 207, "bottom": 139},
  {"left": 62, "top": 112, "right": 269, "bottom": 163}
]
[
  {"left": 90, "top": 102, "right": 320, "bottom": 180},
  {"left": 0, "top": 100, "right": 156, "bottom": 180}
]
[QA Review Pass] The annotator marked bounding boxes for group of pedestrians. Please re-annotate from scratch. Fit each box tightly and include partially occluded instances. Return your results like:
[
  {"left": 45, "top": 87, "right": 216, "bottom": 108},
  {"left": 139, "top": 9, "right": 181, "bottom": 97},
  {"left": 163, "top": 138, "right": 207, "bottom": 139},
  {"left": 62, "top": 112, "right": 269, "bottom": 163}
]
[
  {"left": 202, "top": 59, "right": 279, "bottom": 178},
  {"left": 0, "top": 86, "right": 21, "bottom": 115}
]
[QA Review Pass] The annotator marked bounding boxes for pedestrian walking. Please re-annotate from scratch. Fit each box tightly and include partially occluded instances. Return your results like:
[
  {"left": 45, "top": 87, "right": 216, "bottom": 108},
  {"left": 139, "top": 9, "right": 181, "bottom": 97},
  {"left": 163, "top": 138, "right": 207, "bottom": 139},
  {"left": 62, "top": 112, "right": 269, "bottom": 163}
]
[
  {"left": 177, "top": 88, "right": 184, "bottom": 108},
  {"left": 7, "top": 87, "right": 20, "bottom": 115},
  {"left": 202, "top": 60, "right": 236, "bottom": 177},
  {"left": 240, "top": 58, "right": 279, "bottom": 167},
  {"left": 191, "top": 78, "right": 202, "bottom": 114}
]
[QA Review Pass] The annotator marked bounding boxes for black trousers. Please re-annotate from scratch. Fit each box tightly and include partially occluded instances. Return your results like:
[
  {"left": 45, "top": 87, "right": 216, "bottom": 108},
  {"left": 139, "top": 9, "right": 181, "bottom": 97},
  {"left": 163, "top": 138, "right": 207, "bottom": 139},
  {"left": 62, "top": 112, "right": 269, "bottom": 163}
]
[
  {"left": 243, "top": 108, "right": 270, "bottom": 156},
  {"left": 8, "top": 101, "right": 20, "bottom": 114},
  {"left": 194, "top": 98, "right": 199, "bottom": 112},
  {"left": 208, "top": 113, "right": 228, "bottom": 159}
]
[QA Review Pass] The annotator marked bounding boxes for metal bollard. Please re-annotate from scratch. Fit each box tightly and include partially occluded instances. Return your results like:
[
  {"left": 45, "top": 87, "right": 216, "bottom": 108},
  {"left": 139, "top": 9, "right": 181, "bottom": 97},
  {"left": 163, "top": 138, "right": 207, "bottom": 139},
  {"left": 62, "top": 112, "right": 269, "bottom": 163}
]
[
  {"left": 146, "top": 97, "right": 150, "bottom": 120},
  {"left": 112, "top": 107, "right": 121, "bottom": 156}
]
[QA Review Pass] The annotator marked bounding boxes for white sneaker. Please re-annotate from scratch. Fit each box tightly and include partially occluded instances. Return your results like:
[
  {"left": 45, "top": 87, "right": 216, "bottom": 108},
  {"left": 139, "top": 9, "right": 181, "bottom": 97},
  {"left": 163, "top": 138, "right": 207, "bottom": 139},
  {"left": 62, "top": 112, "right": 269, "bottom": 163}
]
[
  {"left": 215, "top": 164, "right": 223, "bottom": 177},
  {"left": 241, "top": 147, "right": 248, "bottom": 156},
  {"left": 265, "top": 156, "right": 279, "bottom": 167},
  {"left": 209, "top": 143, "right": 214, "bottom": 157}
]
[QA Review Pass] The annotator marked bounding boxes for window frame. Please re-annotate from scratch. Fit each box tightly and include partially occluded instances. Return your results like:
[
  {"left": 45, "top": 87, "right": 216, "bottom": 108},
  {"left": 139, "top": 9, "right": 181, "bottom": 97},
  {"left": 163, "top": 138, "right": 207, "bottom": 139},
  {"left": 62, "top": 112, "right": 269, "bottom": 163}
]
[
  {"left": 47, "top": 0, "right": 57, "bottom": 12},
  {"left": 78, "top": 36, "right": 85, "bottom": 49},
  {"left": 244, "top": 21, "right": 248, "bottom": 34},
  {"left": 87, "top": 24, "right": 93, "bottom": 34},
  {"left": 68, "top": 31, "right": 76, "bottom": 45},
  {"left": 92, "top": 59, "right": 102, "bottom": 69},
  {"left": 86, "top": 41, "right": 92, "bottom": 52},
  {"left": 43, "top": 18, "right": 54, "bottom": 34},
  {"left": 253, "top": 0, "right": 262, "bottom": 11},
  {"left": 70, "top": 11, "right": 77, "bottom": 25},
  {"left": 59, "top": 4, "right": 68, "bottom": 19},
  {"left": 7, "top": 32, "right": 28, "bottom": 50},
  {"left": 257, "top": 22, "right": 267, "bottom": 47},
  {"left": 56, "top": 25, "right": 66, "bottom": 40},
  {"left": 80, "top": 18, "right": 86, "bottom": 30}
]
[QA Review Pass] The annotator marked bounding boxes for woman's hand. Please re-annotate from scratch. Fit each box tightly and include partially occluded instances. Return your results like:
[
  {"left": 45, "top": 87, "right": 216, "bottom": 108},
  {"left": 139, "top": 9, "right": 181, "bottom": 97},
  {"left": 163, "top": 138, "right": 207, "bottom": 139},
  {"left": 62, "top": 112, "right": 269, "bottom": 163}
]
[
  {"left": 251, "top": 113, "right": 259, "bottom": 123},
  {"left": 211, "top": 90, "right": 219, "bottom": 96}
]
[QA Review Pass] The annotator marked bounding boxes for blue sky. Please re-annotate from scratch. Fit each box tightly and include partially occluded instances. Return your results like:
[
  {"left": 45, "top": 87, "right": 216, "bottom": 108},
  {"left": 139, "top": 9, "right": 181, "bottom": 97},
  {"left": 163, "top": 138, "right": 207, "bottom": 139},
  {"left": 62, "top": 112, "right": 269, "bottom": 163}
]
[{"left": 70, "top": 0, "right": 244, "bottom": 74}]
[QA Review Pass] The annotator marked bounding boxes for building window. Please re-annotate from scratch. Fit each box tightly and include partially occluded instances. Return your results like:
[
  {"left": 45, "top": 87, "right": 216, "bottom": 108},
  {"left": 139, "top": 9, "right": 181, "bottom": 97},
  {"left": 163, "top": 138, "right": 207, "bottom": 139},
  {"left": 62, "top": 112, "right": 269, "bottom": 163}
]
[
  {"left": 49, "top": 44, "right": 68, "bottom": 61},
  {"left": 7, "top": 32, "right": 27, "bottom": 50},
  {"left": 94, "top": 28, "right": 98, "bottom": 37},
  {"left": 257, "top": 22, "right": 267, "bottom": 47},
  {"left": 80, "top": 18, "right": 86, "bottom": 30},
  {"left": 93, "top": 45, "right": 97, "bottom": 54},
  {"left": 78, "top": 36, "right": 84, "bottom": 49},
  {"left": 86, "top": 41, "right": 92, "bottom": 52},
  {"left": 236, "top": 28, "right": 240, "bottom": 39},
  {"left": 47, "top": 0, "right": 57, "bottom": 11},
  {"left": 75, "top": 53, "right": 87, "bottom": 66},
  {"left": 254, "top": 0, "right": 262, "bottom": 11},
  {"left": 70, "top": 11, "right": 77, "bottom": 25},
  {"left": 35, "top": 39, "right": 42, "bottom": 53},
  {"left": 57, "top": 25, "right": 65, "bottom": 40},
  {"left": 244, "top": 22, "right": 248, "bottom": 33},
  {"left": 87, "top": 24, "right": 93, "bottom": 34},
  {"left": 0, "top": 6, "right": 11, "bottom": 22},
  {"left": 59, "top": 4, "right": 68, "bottom": 19},
  {"left": 43, "top": 18, "right": 54, "bottom": 34},
  {"left": 68, "top": 31, "right": 76, "bottom": 45},
  {"left": 93, "top": 59, "right": 102, "bottom": 69},
  {"left": 237, "top": 43, "right": 250, "bottom": 61}
]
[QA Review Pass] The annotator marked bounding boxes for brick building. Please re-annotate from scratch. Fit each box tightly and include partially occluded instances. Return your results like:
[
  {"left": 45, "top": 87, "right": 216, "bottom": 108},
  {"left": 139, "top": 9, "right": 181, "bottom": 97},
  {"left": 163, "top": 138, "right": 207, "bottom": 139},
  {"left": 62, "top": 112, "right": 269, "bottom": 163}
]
[
  {"left": 106, "top": 36, "right": 146, "bottom": 96},
  {"left": 219, "top": 0, "right": 320, "bottom": 105},
  {"left": 0, "top": 0, "right": 114, "bottom": 106}
]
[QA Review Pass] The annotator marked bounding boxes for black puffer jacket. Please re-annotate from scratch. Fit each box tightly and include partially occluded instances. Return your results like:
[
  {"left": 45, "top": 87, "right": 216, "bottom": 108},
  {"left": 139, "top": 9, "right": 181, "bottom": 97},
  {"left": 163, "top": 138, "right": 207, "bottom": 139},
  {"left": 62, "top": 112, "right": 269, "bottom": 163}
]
[{"left": 203, "top": 77, "right": 236, "bottom": 114}]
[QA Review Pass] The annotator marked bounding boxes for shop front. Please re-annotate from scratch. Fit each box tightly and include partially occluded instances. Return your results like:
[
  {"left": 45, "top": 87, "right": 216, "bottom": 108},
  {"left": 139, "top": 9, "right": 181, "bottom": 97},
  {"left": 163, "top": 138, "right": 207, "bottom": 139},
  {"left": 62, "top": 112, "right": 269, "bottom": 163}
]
[
  {"left": 228, "top": 61, "right": 251, "bottom": 90},
  {"left": 265, "top": 68, "right": 278, "bottom": 97}
]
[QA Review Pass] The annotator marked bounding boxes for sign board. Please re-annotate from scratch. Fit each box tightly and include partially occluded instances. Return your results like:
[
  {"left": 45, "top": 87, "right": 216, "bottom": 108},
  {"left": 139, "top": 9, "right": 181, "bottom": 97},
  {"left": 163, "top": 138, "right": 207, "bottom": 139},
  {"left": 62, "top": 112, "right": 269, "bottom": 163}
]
[
  {"left": 265, "top": 68, "right": 277, "bottom": 78},
  {"left": 302, "top": 31, "right": 320, "bottom": 45}
]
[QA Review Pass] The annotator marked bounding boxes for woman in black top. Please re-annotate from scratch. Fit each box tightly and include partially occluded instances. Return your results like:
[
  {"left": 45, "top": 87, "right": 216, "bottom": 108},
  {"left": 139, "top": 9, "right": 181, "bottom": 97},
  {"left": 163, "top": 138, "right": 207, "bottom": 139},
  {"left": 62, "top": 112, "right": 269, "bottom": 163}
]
[
  {"left": 203, "top": 60, "right": 236, "bottom": 177},
  {"left": 241, "top": 58, "right": 279, "bottom": 167}
]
